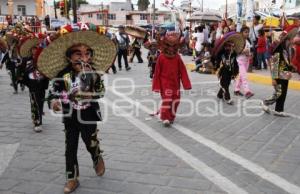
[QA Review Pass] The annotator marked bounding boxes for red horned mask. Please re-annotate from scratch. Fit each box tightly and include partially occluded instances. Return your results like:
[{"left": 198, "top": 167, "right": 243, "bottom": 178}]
[{"left": 157, "top": 31, "right": 184, "bottom": 58}]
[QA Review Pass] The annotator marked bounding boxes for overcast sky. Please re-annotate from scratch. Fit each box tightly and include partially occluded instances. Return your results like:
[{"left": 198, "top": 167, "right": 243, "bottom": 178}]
[{"left": 46, "top": 0, "right": 236, "bottom": 10}]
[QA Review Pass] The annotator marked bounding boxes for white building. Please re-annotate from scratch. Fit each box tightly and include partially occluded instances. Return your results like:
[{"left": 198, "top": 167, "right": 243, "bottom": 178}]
[
  {"left": 284, "top": 0, "right": 297, "bottom": 8},
  {"left": 0, "top": 0, "right": 45, "bottom": 17},
  {"left": 77, "top": 2, "right": 171, "bottom": 26}
]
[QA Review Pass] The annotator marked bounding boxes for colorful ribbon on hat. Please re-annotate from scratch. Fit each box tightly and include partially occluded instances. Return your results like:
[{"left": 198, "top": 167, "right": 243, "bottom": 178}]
[{"left": 59, "top": 23, "right": 108, "bottom": 35}]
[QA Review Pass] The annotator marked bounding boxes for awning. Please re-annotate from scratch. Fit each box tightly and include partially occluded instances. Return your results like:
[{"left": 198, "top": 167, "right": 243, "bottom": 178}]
[{"left": 186, "top": 11, "right": 222, "bottom": 22}]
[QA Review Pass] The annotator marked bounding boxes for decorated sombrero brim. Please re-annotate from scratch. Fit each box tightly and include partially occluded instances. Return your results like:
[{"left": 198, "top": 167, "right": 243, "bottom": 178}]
[
  {"left": 5, "top": 31, "right": 19, "bottom": 46},
  {"left": 0, "top": 37, "right": 8, "bottom": 51},
  {"left": 213, "top": 31, "right": 245, "bottom": 56},
  {"left": 18, "top": 36, "right": 39, "bottom": 58},
  {"left": 37, "top": 23, "right": 117, "bottom": 79},
  {"left": 125, "top": 25, "right": 148, "bottom": 39},
  {"left": 270, "top": 25, "right": 299, "bottom": 54}
]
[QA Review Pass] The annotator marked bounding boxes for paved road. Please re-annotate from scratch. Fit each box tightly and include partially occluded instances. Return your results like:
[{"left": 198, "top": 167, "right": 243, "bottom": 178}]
[{"left": 0, "top": 53, "right": 300, "bottom": 194}]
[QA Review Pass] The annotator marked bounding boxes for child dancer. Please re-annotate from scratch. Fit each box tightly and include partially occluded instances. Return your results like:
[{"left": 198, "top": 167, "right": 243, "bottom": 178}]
[{"left": 152, "top": 32, "right": 192, "bottom": 127}]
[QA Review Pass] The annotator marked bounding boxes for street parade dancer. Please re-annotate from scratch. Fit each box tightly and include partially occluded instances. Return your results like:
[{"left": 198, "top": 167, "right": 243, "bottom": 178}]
[
  {"left": 2, "top": 24, "right": 29, "bottom": 93},
  {"left": 145, "top": 40, "right": 160, "bottom": 79},
  {"left": 37, "top": 23, "right": 117, "bottom": 193},
  {"left": 262, "top": 25, "right": 299, "bottom": 116},
  {"left": 0, "top": 37, "right": 8, "bottom": 69},
  {"left": 234, "top": 26, "right": 255, "bottom": 98},
  {"left": 18, "top": 35, "right": 49, "bottom": 132},
  {"left": 129, "top": 37, "right": 144, "bottom": 63},
  {"left": 152, "top": 31, "right": 192, "bottom": 127},
  {"left": 213, "top": 31, "right": 244, "bottom": 105},
  {"left": 1, "top": 33, "right": 22, "bottom": 93}
]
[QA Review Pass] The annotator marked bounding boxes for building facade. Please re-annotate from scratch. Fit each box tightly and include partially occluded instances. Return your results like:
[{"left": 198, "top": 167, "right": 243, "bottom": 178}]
[
  {"left": 77, "top": 3, "right": 171, "bottom": 26},
  {"left": 0, "top": 0, "right": 45, "bottom": 17}
]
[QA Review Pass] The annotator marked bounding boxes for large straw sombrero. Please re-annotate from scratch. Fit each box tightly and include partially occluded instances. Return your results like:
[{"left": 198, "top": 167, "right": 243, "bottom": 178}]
[
  {"left": 213, "top": 31, "right": 245, "bottom": 57},
  {"left": 270, "top": 25, "right": 299, "bottom": 54},
  {"left": 0, "top": 37, "right": 8, "bottom": 52},
  {"left": 37, "top": 23, "right": 117, "bottom": 79},
  {"left": 5, "top": 31, "right": 19, "bottom": 47},
  {"left": 18, "top": 36, "right": 39, "bottom": 58},
  {"left": 125, "top": 25, "right": 148, "bottom": 39}
]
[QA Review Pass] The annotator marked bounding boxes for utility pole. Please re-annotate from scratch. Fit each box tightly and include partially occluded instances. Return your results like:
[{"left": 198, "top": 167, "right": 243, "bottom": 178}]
[
  {"left": 189, "top": 0, "right": 192, "bottom": 33},
  {"left": 152, "top": 0, "right": 156, "bottom": 39},
  {"left": 54, "top": 0, "right": 57, "bottom": 19},
  {"left": 101, "top": 2, "right": 104, "bottom": 25},
  {"left": 225, "top": 0, "right": 228, "bottom": 19},
  {"left": 72, "top": 0, "right": 77, "bottom": 23},
  {"left": 201, "top": 0, "right": 203, "bottom": 12}
]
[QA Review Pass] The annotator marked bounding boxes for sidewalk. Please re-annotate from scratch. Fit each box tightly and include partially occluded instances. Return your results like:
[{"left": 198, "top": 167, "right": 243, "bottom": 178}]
[{"left": 182, "top": 55, "right": 300, "bottom": 91}]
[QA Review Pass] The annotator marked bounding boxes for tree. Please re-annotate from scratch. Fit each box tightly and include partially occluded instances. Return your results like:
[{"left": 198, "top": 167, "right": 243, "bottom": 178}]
[
  {"left": 76, "top": 0, "right": 88, "bottom": 6},
  {"left": 137, "top": 0, "right": 150, "bottom": 11}
]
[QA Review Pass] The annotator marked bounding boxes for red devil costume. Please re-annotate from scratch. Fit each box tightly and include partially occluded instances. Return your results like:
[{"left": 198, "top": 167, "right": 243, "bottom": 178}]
[{"left": 152, "top": 31, "right": 191, "bottom": 126}]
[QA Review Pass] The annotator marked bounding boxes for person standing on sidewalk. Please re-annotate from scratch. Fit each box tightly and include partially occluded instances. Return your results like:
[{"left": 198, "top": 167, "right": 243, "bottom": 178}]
[
  {"left": 262, "top": 25, "right": 298, "bottom": 116},
  {"left": 38, "top": 23, "right": 117, "bottom": 194},
  {"left": 249, "top": 15, "right": 263, "bottom": 71},
  {"left": 234, "top": 26, "right": 254, "bottom": 98},
  {"left": 292, "top": 31, "right": 300, "bottom": 75},
  {"left": 115, "top": 25, "right": 131, "bottom": 71},
  {"left": 152, "top": 31, "right": 192, "bottom": 127},
  {"left": 256, "top": 29, "right": 268, "bottom": 70}
]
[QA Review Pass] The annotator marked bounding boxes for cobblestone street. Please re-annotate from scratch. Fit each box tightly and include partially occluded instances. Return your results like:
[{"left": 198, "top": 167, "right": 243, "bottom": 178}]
[{"left": 1, "top": 54, "right": 300, "bottom": 194}]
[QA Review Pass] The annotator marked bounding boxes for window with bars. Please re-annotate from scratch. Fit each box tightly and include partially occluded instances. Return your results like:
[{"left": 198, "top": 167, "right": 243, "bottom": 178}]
[
  {"left": 108, "top": 14, "right": 116, "bottom": 20},
  {"left": 140, "top": 14, "right": 148, "bottom": 20},
  {"left": 17, "top": 5, "right": 26, "bottom": 16},
  {"left": 97, "top": 14, "right": 103, "bottom": 20}
]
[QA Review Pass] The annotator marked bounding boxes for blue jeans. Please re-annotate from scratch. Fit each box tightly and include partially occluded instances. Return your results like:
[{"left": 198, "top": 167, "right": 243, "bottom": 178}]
[{"left": 257, "top": 53, "right": 267, "bottom": 69}]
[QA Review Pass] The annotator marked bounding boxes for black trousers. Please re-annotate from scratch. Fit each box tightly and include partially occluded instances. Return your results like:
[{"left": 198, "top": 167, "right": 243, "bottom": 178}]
[
  {"left": 264, "top": 79, "right": 289, "bottom": 112},
  {"left": 64, "top": 109, "right": 102, "bottom": 180},
  {"left": 8, "top": 65, "right": 18, "bottom": 92},
  {"left": 110, "top": 63, "right": 117, "bottom": 72},
  {"left": 217, "top": 71, "right": 232, "bottom": 101},
  {"left": 129, "top": 48, "right": 143, "bottom": 63},
  {"left": 29, "top": 90, "right": 45, "bottom": 126},
  {"left": 117, "top": 49, "right": 129, "bottom": 69}
]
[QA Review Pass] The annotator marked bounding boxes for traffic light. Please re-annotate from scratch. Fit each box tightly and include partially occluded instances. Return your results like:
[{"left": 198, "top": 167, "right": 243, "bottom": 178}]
[{"left": 59, "top": 0, "right": 65, "bottom": 16}]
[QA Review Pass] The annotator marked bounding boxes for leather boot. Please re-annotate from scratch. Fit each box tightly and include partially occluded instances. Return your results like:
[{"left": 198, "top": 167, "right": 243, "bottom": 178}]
[
  {"left": 95, "top": 157, "right": 105, "bottom": 176},
  {"left": 64, "top": 179, "right": 79, "bottom": 194}
]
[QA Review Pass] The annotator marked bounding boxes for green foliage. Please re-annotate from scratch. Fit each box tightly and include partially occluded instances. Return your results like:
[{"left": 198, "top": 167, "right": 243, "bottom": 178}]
[{"left": 137, "top": 0, "right": 150, "bottom": 11}]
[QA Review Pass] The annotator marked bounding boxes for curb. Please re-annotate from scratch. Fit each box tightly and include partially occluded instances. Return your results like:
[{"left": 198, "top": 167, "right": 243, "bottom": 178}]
[{"left": 186, "top": 64, "right": 300, "bottom": 91}]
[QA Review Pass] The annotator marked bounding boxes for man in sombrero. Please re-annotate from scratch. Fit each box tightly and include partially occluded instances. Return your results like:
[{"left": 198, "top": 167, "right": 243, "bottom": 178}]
[
  {"left": 262, "top": 25, "right": 299, "bottom": 116},
  {"left": 38, "top": 23, "right": 117, "bottom": 193},
  {"left": 18, "top": 34, "right": 49, "bottom": 132},
  {"left": 213, "top": 32, "right": 244, "bottom": 105},
  {"left": 1, "top": 32, "right": 23, "bottom": 94}
]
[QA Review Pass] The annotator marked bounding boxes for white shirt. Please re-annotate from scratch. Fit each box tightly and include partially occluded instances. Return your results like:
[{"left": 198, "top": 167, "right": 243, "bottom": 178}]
[
  {"left": 192, "top": 32, "right": 205, "bottom": 52},
  {"left": 250, "top": 24, "right": 263, "bottom": 42},
  {"left": 70, "top": 76, "right": 91, "bottom": 110}
]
